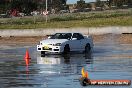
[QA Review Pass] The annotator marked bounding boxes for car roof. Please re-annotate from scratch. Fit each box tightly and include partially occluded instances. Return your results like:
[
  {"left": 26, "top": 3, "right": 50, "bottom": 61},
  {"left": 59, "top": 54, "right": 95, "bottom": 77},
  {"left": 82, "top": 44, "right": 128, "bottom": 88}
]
[{"left": 55, "top": 32, "right": 78, "bottom": 34}]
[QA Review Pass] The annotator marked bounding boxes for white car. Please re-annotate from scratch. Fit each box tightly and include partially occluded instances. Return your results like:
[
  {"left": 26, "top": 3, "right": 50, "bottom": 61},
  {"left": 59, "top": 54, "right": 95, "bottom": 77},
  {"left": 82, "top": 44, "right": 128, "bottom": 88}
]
[{"left": 37, "top": 33, "right": 93, "bottom": 55}]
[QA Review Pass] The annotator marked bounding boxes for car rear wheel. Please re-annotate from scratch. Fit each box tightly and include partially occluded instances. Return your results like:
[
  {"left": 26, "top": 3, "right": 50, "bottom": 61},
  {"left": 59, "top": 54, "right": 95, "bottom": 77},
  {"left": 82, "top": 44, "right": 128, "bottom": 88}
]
[
  {"left": 63, "top": 45, "right": 70, "bottom": 54},
  {"left": 85, "top": 44, "right": 91, "bottom": 53}
]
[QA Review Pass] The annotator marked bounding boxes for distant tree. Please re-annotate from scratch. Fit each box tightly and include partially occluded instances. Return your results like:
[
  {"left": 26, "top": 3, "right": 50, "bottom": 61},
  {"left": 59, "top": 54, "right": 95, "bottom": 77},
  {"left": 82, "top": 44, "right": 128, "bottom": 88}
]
[
  {"left": 86, "top": 3, "right": 91, "bottom": 8},
  {"left": 52, "top": 0, "right": 68, "bottom": 11},
  {"left": 62, "top": 0, "right": 67, "bottom": 5},
  {"left": 21, "top": 0, "right": 38, "bottom": 14},
  {"left": 0, "top": 0, "right": 10, "bottom": 13},
  {"left": 108, "top": 0, "right": 129, "bottom": 7},
  {"left": 76, "top": 0, "right": 86, "bottom": 9},
  {"left": 128, "top": 0, "right": 132, "bottom": 3},
  {"left": 114, "top": 0, "right": 123, "bottom": 7},
  {"left": 96, "top": 0, "right": 102, "bottom": 7},
  {"left": 128, "top": 0, "right": 132, "bottom": 6},
  {"left": 9, "top": 0, "right": 38, "bottom": 14}
]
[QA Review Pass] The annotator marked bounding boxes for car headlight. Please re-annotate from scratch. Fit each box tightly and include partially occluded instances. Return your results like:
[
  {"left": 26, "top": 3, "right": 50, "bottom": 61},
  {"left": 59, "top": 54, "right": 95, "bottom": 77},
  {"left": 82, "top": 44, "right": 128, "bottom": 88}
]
[{"left": 54, "top": 43, "right": 61, "bottom": 46}]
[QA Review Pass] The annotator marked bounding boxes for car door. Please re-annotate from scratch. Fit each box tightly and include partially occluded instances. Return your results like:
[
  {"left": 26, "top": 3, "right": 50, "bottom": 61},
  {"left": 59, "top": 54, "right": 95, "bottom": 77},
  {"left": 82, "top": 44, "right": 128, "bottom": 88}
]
[
  {"left": 69, "top": 33, "right": 82, "bottom": 51},
  {"left": 77, "top": 33, "right": 86, "bottom": 51}
]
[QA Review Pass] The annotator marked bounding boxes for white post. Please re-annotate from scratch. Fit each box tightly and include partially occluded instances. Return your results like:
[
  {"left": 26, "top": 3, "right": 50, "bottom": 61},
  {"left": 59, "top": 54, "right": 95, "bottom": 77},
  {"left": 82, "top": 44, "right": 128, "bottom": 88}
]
[{"left": 46, "top": 0, "right": 48, "bottom": 22}]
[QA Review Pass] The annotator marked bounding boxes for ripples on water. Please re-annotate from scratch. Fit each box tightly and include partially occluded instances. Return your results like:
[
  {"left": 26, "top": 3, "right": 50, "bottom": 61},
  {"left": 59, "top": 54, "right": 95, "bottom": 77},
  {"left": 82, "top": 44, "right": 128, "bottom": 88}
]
[{"left": 0, "top": 41, "right": 132, "bottom": 88}]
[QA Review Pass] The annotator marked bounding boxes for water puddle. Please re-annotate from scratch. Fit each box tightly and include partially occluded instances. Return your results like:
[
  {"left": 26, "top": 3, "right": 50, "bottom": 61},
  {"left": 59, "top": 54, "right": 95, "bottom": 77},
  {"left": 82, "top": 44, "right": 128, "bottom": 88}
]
[{"left": 0, "top": 35, "right": 132, "bottom": 88}]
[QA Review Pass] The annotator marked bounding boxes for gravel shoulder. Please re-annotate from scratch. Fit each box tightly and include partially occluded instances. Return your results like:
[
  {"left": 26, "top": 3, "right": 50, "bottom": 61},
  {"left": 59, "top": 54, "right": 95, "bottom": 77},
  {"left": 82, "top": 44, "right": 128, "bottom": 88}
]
[{"left": 0, "top": 34, "right": 132, "bottom": 46}]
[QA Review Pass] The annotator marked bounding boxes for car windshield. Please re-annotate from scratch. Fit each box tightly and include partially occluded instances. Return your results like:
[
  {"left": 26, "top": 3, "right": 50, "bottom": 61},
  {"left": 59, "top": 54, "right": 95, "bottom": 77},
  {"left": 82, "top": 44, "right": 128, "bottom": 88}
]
[{"left": 50, "top": 33, "right": 72, "bottom": 39}]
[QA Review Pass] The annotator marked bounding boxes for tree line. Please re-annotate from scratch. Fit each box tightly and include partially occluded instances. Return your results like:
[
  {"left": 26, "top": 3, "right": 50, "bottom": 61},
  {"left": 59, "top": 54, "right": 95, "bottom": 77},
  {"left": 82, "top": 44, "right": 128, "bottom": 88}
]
[
  {"left": 108, "top": 0, "right": 132, "bottom": 7},
  {"left": 0, "top": 0, "right": 67, "bottom": 14},
  {"left": 0, "top": 0, "right": 132, "bottom": 14},
  {"left": 76, "top": 0, "right": 132, "bottom": 9}
]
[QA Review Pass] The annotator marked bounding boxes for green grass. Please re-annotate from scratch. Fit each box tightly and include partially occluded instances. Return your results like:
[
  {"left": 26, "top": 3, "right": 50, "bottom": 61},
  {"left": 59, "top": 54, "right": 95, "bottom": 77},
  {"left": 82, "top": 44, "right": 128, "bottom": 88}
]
[{"left": 0, "top": 9, "right": 132, "bottom": 29}]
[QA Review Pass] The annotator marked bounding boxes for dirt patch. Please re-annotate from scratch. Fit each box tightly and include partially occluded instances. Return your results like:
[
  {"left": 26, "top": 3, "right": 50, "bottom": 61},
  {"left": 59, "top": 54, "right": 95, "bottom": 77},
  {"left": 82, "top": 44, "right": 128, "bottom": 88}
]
[
  {"left": 0, "top": 36, "right": 47, "bottom": 46},
  {"left": 116, "top": 34, "right": 132, "bottom": 44},
  {"left": 92, "top": 34, "right": 132, "bottom": 44},
  {"left": 0, "top": 34, "right": 132, "bottom": 46}
]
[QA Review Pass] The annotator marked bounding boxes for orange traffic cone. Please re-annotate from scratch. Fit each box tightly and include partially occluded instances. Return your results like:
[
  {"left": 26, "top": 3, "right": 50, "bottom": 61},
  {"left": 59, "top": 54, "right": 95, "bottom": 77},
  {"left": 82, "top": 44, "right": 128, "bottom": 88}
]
[{"left": 24, "top": 49, "right": 31, "bottom": 59}]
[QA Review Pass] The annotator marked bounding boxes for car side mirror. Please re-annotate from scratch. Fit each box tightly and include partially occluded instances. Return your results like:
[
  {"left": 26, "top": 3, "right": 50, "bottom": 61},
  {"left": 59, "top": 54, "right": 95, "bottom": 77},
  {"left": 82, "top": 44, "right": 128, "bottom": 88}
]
[{"left": 72, "top": 38, "right": 77, "bottom": 40}]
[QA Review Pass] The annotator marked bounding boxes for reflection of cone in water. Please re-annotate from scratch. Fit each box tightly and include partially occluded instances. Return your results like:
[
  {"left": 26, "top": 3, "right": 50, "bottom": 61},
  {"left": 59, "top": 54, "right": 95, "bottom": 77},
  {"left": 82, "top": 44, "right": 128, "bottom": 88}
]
[
  {"left": 24, "top": 49, "right": 31, "bottom": 59},
  {"left": 24, "top": 49, "right": 31, "bottom": 79},
  {"left": 25, "top": 60, "right": 29, "bottom": 79}
]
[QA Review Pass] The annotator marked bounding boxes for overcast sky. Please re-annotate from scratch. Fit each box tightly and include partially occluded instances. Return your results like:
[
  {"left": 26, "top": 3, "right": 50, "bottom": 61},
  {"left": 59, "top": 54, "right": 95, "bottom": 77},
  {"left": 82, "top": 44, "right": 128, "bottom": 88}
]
[{"left": 67, "top": 0, "right": 96, "bottom": 4}]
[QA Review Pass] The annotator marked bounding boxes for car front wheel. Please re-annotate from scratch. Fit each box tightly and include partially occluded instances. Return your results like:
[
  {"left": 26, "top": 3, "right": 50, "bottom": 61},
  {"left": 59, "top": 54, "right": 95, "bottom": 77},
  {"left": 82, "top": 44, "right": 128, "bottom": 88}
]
[
  {"left": 63, "top": 45, "right": 70, "bottom": 54},
  {"left": 41, "top": 51, "right": 45, "bottom": 56},
  {"left": 85, "top": 44, "right": 91, "bottom": 53}
]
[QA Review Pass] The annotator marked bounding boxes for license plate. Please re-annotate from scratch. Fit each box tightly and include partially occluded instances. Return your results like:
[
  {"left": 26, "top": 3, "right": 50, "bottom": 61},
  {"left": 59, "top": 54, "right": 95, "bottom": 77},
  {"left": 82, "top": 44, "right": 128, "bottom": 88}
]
[
  {"left": 44, "top": 46, "right": 49, "bottom": 50},
  {"left": 43, "top": 58, "right": 52, "bottom": 64}
]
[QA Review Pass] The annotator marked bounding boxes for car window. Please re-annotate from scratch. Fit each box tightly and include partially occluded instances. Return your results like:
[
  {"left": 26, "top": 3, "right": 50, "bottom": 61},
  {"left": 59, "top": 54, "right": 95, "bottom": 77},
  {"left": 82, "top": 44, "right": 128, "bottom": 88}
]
[
  {"left": 50, "top": 33, "right": 72, "bottom": 39},
  {"left": 72, "top": 33, "right": 84, "bottom": 40},
  {"left": 65, "top": 33, "right": 72, "bottom": 39}
]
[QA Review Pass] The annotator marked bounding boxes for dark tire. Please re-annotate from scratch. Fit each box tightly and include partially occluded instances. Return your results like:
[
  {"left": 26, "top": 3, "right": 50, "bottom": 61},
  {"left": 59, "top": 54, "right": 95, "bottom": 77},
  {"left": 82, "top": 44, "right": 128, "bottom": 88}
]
[
  {"left": 41, "top": 51, "right": 45, "bottom": 57},
  {"left": 85, "top": 44, "right": 91, "bottom": 53},
  {"left": 80, "top": 77, "right": 91, "bottom": 86},
  {"left": 63, "top": 45, "right": 70, "bottom": 54}
]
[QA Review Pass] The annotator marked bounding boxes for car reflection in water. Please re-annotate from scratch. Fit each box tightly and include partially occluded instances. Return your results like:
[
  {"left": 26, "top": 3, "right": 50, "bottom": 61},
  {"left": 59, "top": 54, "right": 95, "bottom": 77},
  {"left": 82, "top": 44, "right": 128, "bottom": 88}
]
[{"left": 37, "top": 52, "right": 93, "bottom": 76}]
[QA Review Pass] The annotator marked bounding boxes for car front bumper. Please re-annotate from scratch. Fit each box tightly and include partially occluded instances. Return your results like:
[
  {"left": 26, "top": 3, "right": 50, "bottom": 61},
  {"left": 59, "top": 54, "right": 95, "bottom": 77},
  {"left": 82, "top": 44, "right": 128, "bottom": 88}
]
[{"left": 37, "top": 45, "right": 63, "bottom": 53}]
